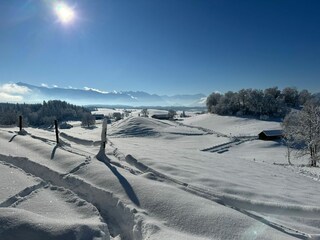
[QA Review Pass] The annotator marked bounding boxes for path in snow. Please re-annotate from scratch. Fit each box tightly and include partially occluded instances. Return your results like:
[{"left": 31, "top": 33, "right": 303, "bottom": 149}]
[{"left": 0, "top": 159, "right": 109, "bottom": 240}]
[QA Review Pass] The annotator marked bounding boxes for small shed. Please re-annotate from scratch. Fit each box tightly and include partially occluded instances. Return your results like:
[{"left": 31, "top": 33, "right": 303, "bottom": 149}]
[
  {"left": 258, "top": 130, "right": 283, "bottom": 141},
  {"left": 151, "top": 114, "right": 170, "bottom": 120},
  {"left": 93, "top": 114, "right": 105, "bottom": 120}
]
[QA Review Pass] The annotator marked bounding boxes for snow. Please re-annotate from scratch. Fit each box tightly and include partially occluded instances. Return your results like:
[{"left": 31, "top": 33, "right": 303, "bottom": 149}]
[
  {"left": 0, "top": 162, "right": 40, "bottom": 203},
  {"left": 92, "top": 108, "right": 125, "bottom": 117},
  {"left": 0, "top": 207, "right": 108, "bottom": 240},
  {"left": 183, "top": 113, "right": 282, "bottom": 136},
  {"left": 0, "top": 110, "right": 319, "bottom": 239},
  {"left": 0, "top": 158, "right": 108, "bottom": 240},
  {"left": 109, "top": 117, "right": 207, "bottom": 137}
]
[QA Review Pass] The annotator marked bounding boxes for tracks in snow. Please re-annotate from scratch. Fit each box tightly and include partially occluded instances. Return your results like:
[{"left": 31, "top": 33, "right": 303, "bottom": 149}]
[
  {"left": 0, "top": 180, "right": 46, "bottom": 208},
  {"left": 0, "top": 154, "right": 145, "bottom": 240},
  {"left": 201, "top": 137, "right": 257, "bottom": 153},
  {"left": 176, "top": 121, "right": 229, "bottom": 137},
  {"left": 1, "top": 127, "right": 315, "bottom": 239},
  {"left": 175, "top": 121, "right": 258, "bottom": 153},
  {"left": 0, "top": 160, "right": 109, "bottom": 240},
  {"left": 1, "top": 129, "right": 148, "bottom": 239},
  {"left": 108, "top": 143, "right": 313, "bottom": 240}
]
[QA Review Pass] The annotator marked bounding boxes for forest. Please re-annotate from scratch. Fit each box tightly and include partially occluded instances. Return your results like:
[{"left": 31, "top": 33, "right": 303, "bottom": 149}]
[
  {"left": 206, "top": 87, "right": 314, "bottom": 119},
  {"left": 0, "top": 100, "right": 91, "bottom": 127}
]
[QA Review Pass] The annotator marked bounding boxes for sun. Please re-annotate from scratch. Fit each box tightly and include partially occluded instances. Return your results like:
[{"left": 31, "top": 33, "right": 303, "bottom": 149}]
[{"left": 54, "top": 2, "right": 75, "bottom": 24}]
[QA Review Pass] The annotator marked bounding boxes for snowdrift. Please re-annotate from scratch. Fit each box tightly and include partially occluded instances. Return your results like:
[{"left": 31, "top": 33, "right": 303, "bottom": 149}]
[{"left": 1, "top": 111, "right": 320, "bottom": 239}]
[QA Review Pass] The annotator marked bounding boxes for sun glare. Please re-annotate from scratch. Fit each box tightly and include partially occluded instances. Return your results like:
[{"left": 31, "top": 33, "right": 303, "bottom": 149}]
[{"left": 54, "top": 2, "right": 75, "bottom": 24}]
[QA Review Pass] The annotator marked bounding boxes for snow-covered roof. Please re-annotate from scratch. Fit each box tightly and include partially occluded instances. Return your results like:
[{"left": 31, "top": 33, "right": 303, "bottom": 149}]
[
  {"left": 152, "top": 114, "right": 169, "bottom": 117},
  {"left": 260, "top": 130, "right": 283, "bottom": 136}
]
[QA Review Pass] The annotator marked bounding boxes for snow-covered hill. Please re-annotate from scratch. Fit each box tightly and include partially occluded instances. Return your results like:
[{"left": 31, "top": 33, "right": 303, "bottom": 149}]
[{"left": 0, "top": 112, "right": 319, "bottom": 239}]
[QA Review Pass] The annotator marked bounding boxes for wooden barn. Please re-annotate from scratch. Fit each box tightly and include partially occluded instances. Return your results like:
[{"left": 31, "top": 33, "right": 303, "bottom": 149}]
[
  {"left": 92, "top": 114, "right": 105, "bottom": 120},
  {"left": 258, "top": 130, "right": 283, "bottom": 141},
  {"left": 151, "top": 114, "right": 170, "bottom": 120}
]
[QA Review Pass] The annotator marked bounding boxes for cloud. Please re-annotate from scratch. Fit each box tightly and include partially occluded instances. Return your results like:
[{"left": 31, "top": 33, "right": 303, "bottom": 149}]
[
  {"left": 0, "top": 83, "right": 31, "bottom": 102},
  {"left": 53, "top": 85, "right": 58, "bottom": 88},
  {"left": 0, "top": 92, "right": 23, "bottom": 102},
  {"left": 0, "top": 83, "right": 31, "bottom": 94},
  {"left": 84, "top": 87, "right": 109, "bottom": 94},
  {"left": 41, "top": 83, "right": 49, "bottom": 88}
]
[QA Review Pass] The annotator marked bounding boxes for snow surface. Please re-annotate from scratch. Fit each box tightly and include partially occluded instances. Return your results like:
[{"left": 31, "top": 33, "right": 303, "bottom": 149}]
[
  {"left": 0, "top": 111, "right": 319, "bottom": 239},
  {"left": 183, "top": 113, "right": 282, "bottom": 136}
]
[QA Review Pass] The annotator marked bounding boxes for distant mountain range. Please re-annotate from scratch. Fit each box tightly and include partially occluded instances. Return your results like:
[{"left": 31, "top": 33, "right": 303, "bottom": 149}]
[{"left": 16, "top": 82, "right": 207, "bottom": 107}]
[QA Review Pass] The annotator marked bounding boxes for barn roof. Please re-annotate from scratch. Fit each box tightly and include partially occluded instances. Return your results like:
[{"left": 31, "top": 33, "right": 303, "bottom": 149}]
[
  {"left": 260, "top": 130, "right": 283, "bottom": 136},
  {"left": 152, "top": 114, "right": 169, "bottom": 117}
]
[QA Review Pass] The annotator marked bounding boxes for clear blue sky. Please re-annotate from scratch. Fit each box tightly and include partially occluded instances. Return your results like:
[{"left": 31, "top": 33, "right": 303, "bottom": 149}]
[{"left": 0, "top": 0, "right": 319, "bottom": 95}]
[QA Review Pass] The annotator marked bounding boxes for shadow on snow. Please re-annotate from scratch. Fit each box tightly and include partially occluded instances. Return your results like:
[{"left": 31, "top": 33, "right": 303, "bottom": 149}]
[{"left": 96, "top": 149, "right": 140, "bottom": 207}]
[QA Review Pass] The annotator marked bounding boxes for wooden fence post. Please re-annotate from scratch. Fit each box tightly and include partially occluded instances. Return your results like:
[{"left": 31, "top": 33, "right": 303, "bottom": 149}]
[
  {"left": 19, "top": 115, "right": 22, "bottom": 132},
  {"left": 101, "top": 118, "right": 108, "bottom": 149},
  {"left": 54, "top": 120, "right": 59, "bottom": 144}
]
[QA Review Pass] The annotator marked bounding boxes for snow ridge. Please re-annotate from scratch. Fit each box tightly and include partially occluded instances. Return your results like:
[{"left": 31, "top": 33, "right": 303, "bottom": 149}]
[
  {"left": 111, "top": 151, "right": 314, "bottom": 239},
  {"left": 0, "top": 154, "right": 155, "bottom": 240}
]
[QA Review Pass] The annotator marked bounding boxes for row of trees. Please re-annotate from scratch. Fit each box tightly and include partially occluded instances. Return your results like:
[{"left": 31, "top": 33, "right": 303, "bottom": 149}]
[
  {"left": 0, "top": 100, "right": 92, "bottom": 127},
  {"left": 206, "top": 87, "right": 312, "bottom": 118}
]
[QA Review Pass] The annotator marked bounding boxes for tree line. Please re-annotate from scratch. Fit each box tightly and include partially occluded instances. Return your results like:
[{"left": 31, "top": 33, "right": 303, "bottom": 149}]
[
  {"left": 0, "top": 100, "right": 92, "bottom": 127},
  {"left": 206, "top": 87, "right": 312, "bottom": 119}
]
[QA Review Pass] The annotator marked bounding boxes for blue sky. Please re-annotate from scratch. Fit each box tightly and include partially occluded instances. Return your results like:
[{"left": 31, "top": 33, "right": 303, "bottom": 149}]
[{"left": 0, "top": 0, "right": 320, "bottom": 96}]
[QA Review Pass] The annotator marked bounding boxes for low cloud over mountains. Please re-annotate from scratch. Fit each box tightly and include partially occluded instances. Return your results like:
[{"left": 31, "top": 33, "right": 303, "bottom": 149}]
[{"left": 0, "top": 82, "right": 206, "bottom": 107}]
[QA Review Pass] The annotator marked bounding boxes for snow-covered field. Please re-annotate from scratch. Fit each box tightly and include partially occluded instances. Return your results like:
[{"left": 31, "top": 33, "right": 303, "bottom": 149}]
[{"left": 0, "top": 111, "right": 319, "bottom": 239}]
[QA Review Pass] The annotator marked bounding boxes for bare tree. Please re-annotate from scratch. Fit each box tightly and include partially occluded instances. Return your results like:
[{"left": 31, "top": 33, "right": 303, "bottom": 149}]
[
  {"left": 282, "top": 102, "right": 320, "bottom": 167},
  {"left": 81, "top": 113, "right": 96, "bottom": 128},
  {"left": 168, "top": 109, "right": 176, "bottom": 119},
  {"left": 180, "top": 111, "right": 187, "bottom": 118},
  {"left": 282, "top": 132, "right": 295, "bottom": 165}
]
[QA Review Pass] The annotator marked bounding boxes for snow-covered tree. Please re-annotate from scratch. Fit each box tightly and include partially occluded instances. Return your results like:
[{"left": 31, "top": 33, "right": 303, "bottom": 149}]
[
  {"left": 282, "top": 102, "right": 320, "bottom": 167},
  {"left": 206, "top": 87, "right": 313, "bottom": 119},
  {"left": 81, "top": 113, "right": 96, "bottom": 128},
  {"left": 140, "top": 108, "right": 149, "bottom": 117},
  {"left": 168, "top": 109, "right": 176, "bottom": 119},
  {"left": 248, "top": 89, "right": 264, "bottom": 115},
  {"left": 206, "top": 92, "right": 222, "bottom": 113},
  {"left": 263, "top": 87, "right": 282, "bottom": 116},
  {"left": 281, "top": 87, "right": 299, "bottom": 108},
  {"left": 298, "top": 89, "right": 312, "bottom": 106}
]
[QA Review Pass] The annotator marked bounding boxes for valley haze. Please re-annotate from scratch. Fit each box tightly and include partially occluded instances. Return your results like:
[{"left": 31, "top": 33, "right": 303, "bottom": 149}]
[{"left": 7, "top": 82, "right": 207, "bottom": 107}]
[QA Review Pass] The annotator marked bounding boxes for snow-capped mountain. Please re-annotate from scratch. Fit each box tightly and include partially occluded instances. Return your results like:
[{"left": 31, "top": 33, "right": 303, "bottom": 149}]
[{"left": 16, "top": 82, "right": 206, "bottom": 107}]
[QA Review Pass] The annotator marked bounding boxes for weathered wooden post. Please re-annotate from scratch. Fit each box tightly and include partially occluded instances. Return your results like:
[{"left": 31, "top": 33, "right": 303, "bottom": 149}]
[
  {"left": 19, "top": 115, "right": 22, "bottom": 132},
  {"left": 54, "top": 120, "right": 59, "bottom": 144},
  {"left": 101, "top": 118, "right": 108, "bottom": 149},
  {"left": 96, "top": 117, "right": 109, "bottom": 161}
]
